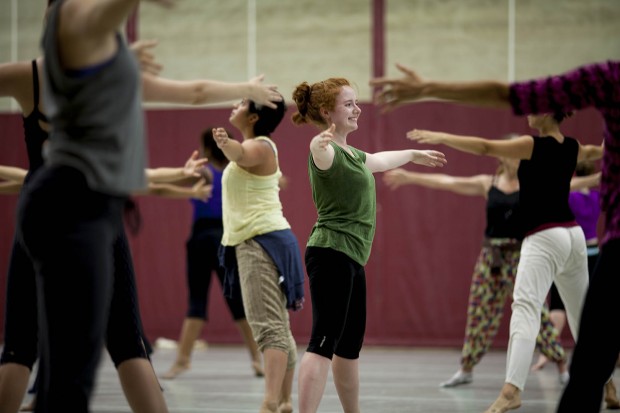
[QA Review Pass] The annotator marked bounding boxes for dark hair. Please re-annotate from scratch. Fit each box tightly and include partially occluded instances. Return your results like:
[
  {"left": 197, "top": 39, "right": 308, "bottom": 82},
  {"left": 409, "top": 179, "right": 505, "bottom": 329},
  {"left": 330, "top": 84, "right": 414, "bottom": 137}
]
[
  {"left": 48, "top": 0, "right": 57, "bottom": 5},
  {"left": 552, "top": 111, "right": 574, "bottom": 123},
  {"left": 201, "top": 128, "right": 228, "bottom": 163},
  {"left": 248, "top": 95, "right": 286, "bottom": 137},
  {"left": 575, "top": 160, "right": 596, "bottom": 176}
]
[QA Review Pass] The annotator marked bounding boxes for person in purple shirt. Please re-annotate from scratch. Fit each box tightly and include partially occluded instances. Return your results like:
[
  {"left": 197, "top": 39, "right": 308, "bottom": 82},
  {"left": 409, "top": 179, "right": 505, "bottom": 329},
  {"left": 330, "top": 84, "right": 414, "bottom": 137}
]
[{"left": 370, "top": 60, "right": 619, "bottom": 413}]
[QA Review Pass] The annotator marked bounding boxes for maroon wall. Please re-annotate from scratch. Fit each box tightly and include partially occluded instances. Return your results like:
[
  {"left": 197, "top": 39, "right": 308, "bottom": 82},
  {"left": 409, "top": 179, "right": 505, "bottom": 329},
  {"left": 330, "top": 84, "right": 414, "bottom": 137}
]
[{"left": 0, "top": 103, "right": 605, "bottom": 347}]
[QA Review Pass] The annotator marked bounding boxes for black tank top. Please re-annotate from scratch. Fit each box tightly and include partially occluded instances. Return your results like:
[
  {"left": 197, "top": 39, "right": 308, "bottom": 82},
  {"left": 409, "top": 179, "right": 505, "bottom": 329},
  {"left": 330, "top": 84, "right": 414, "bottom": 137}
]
[
  {"left": 518, "top": 136, "right": 578, "bottom": 234},
  {"left": 21, "top": 60, "right": 49, "bottom": 183},
  {"left": 485, "top": 180, "right": 523, "bottom": 240}
]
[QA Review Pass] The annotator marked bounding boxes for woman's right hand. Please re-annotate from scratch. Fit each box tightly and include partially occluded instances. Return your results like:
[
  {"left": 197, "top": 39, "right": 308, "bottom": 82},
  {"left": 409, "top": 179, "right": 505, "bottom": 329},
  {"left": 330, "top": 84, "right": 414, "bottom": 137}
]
[{"left": 248, "top": 75, "right": 282, "bottom": 109}]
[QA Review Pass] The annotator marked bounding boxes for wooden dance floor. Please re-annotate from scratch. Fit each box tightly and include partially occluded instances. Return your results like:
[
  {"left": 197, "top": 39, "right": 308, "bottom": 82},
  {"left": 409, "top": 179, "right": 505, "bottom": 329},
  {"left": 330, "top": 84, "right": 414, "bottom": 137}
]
[{"left": 20, "top": 345, "right": 594, "bottom": 412}]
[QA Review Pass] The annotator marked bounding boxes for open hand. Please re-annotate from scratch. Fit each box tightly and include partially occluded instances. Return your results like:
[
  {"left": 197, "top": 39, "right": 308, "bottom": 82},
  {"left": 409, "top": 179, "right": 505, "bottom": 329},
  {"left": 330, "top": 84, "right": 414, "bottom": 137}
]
[
  {"left": 248, "top": 74, "right": 282, "bottom": 109},
  {"left": 311, "top": 123, "right": 336, "bottom": 151},
  {"left": 213, "top": 127, "right": 231, "bottom": 148},
  {"left": 369, "top": 63, "right": 424, "bottom": 112},
  {"left": 183, "top": 150, "right": 208, "bottom": 177},
  {"left": 407, "top": 129, "right": 445, "bottom": 145},
  {"left": 383, "top": 168, "right": 409, "bottom": 190},
  {"left": 191, "top": 178, "right": 213, "bottom": 201},
  {"left": 129, "top": 39, "right": 163, "bottom": 76},
  {"left": 412, "top": 150, "right": 447, "bottom": 168}
]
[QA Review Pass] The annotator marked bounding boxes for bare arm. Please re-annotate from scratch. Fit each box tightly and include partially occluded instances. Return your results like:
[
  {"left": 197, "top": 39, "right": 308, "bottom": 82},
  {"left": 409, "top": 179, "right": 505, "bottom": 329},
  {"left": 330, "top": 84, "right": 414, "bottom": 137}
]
[
  {"left": 146, "top": 150, "right": 207, "bottom": 183},
  {"left": 0, "top": 181, "right": 23, "bottom": 195},
  {"left": 0, "top": 165, "right": 27, "bottom": 183},
  {"left": 142, "top": 73, "right": 282, "bottom": 109},
  {"left": 407, "top": 129, "right": 534, "bottom": 160},
  {"left": 369, "top": 63, "right": 510, "bottom": 112},
  {"left": 278, "top": 175, "right": 289, "bottom": 190},
  {"left": 0, "top": 61, "right": 32, "bottom": 112},
  {"left": 309, "top": 124, "right": 337, "bottom": 171},
  {"left": 365, "top": 149, "right": 447, "bottom": 173},
  {"left": 212, "top": 128, "right": 273, "bottom": 169},
  {"left": 577, "top": 142, "right": 604, "bottom": 163},
  {"left": 570, "top": 172, "right": 601, "bottom": 191},
  {"left": 383, "top": 168, "right": 490, "bottom": 196},
  {"left": 142, "top": 179, "right": 212, "bottom": 201}
]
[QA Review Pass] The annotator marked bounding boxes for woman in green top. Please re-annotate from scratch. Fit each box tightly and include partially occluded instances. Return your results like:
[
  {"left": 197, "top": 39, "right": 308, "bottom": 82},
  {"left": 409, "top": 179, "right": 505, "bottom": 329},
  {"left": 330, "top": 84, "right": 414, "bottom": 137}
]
[{"left": 291, "top": 77, "right": 447, "bottom": 413}]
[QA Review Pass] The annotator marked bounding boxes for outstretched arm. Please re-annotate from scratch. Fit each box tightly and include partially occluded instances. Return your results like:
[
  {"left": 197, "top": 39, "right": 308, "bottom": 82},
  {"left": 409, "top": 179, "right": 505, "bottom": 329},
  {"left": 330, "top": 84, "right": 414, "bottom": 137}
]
[
  {"left": 308, "top": 124, "right": 337, "bottom": 171},
  {"left": 134, "top": 39, "right": 283, "bottom": 109},
  {"left": 141, "top": 179, "right": 212, "bottom": 201},
  {"left": 383, "top": 168, "right": 490, "bottom": 196},
  {"left": 0, "top": 165, "right": 26, "bottom": 195},
  {"left": 142, "top": 73, "right": 282, "bottom": 109},
  {"left": 407, "top": 129, "right": 534, "bottom": 160},
  {"left": 0, "top": 165, "right": 27, "bottom": 183},
  {"left": 0, "top": 181, "right": 22, "bottom": 195},
  {"left": 0, "top": 61, "right": 32, "bottom": 112},
  {"left": 365, "top": 149, "right": 447, "bottom": 173},
  {"left": 212, "top": 127, "right": 274, "bottom": 168},
  {"left": 369, "top": 63, "right": 510, "bottom": 112},
  {"left": 570, "top": 172, "right": 601, "bottom": 191},
  {"left": 146, "top": 150, "right": 207, "bottom": 183},
  {"left": 578, "top": 142, "right": 604, "bottom": 163}
]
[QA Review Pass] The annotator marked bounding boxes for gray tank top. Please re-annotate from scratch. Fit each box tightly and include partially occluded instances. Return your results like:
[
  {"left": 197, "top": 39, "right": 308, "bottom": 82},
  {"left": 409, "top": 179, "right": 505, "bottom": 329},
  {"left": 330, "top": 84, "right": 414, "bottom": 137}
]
[{"left": 41, "top": 0, "right": 147, "bottom": 196}]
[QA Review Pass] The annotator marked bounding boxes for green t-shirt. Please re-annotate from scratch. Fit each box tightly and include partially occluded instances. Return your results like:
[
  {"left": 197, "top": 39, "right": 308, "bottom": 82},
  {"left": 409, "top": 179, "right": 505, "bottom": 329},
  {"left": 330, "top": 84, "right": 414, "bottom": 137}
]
[{"left": 307, "top": 142, "right": 376, "bottom": 266}]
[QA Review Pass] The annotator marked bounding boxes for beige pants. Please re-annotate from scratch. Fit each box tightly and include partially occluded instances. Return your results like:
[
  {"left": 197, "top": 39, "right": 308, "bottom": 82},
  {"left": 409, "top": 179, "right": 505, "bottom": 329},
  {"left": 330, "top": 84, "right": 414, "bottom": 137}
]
[{"left": 235, "top": 239, "right": 297, "bottom": 368}]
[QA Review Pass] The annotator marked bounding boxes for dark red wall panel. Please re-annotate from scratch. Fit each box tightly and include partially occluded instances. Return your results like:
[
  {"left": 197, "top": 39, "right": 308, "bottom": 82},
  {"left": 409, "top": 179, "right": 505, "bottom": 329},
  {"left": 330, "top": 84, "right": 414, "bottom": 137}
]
[{"left": 0, "top": 104, "right": 604, "bottom": 347}]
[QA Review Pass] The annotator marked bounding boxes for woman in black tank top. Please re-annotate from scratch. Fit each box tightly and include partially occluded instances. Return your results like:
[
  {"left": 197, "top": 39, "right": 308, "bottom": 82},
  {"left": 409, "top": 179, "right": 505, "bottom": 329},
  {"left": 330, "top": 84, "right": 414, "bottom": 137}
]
[
  {"left": 406, "top": 113, "right": 603, "bottom": 413},
  {"left": 382, "top": 146, "right": 569, "bottom": 389}
]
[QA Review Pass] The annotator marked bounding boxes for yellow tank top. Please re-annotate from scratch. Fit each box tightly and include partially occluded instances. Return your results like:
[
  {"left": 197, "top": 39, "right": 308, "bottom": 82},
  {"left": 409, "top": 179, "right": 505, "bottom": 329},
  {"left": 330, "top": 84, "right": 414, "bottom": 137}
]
[{"left": 221, "top": 136, "right": 290, "bottom": 246}]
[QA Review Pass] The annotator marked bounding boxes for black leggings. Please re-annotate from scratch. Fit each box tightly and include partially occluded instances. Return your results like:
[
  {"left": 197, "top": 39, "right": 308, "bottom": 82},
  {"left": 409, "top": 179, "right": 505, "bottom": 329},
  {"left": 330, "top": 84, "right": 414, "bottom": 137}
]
[
  {"left": 558, "top": 238, "right": 620, "bottom": 412},
  {"left": 2, "top": 211, "right": 152, "bottom": 369},
  {"left": 304, "top": 246, "right": 366, "bottom": 360},
  {"left": 185, "top": 219, "right": 245, "bottom": 320},
  {"left": 16, "top": 165, "right": 147, "bottom": 413},
  {"left": 0, "top": 234, "right": 38, "bottom": 368}
]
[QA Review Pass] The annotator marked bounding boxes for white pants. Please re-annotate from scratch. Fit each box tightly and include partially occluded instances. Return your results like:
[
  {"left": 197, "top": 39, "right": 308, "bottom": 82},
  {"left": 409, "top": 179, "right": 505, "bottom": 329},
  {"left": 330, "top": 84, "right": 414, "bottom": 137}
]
[{"left": 505, "top": 226, "right": 589, "bottom": 390}]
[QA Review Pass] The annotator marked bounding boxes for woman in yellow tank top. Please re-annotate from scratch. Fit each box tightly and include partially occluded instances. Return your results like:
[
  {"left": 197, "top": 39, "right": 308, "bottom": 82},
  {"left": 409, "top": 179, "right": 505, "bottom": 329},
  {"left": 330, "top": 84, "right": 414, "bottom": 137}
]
[{"left": 213, "top": 96, "right": 304, "bottom": 413}]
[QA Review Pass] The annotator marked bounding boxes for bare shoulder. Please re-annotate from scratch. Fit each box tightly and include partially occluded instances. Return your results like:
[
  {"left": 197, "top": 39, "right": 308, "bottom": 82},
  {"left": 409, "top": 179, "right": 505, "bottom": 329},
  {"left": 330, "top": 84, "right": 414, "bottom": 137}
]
[
  {"left": 0, "top": 60, "right": 32, "bottom": 83},
  {"left": 0, "top": 60, "right": 35, "bottom": 111}
]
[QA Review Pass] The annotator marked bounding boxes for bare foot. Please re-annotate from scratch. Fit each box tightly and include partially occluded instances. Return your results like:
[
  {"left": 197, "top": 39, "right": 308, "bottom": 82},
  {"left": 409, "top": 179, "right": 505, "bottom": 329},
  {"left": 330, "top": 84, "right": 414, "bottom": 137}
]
[
  {"left": 279, "top": 399, "right": 293, "bottom": 413},
  {"left": 259, "top": 400, "right": 279, "bottom": 413},
  {"left": 605, "top": 380, "right": 620, "bottom": 410},
  {"left": 530, "top": 354, "right": 549, "bottom": 371},
  {"left": 484, "top": 393, "right": 522, "bottom": 413},
  {"left": 160, "top": 362, "right": 190, "bottom": 380},
  {"left": 252, "top": 360, "right": 265, "bottom": 377}
]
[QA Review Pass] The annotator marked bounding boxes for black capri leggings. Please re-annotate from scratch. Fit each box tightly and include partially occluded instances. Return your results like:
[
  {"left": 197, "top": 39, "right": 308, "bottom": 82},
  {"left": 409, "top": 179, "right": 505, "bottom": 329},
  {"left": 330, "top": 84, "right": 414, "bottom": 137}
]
[
  {"left": 304, "top": 246, "right": 366, "bottom": 360},
  {"left": 2, "top": 189, "right": 150, "bottom": 371},
  {"left": 16, "top": 165, "right": 150, "bottom": 412},
  {"left": 185, "top": 218, "right": 245, "bottom": 320}
]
